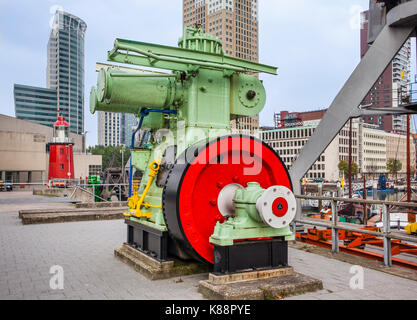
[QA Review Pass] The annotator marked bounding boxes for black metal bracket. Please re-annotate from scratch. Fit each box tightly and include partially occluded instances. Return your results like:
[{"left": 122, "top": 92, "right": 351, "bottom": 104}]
[
  {"left": 125, "top": 219, "right": 169, "bottom": 261},
  {"left": 213, "top": 238, "right": 288, "bottom": 275}
]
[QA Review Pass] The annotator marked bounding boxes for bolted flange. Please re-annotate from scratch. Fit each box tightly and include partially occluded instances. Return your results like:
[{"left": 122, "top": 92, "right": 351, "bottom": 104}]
[{"left": 256, "top": 186, "right": 297, "bottom": 229}]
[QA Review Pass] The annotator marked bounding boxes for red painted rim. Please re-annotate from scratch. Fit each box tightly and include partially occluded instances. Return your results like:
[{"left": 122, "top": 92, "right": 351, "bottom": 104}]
[{"left": 178, "top": 136, "right": 292, "bottom": 263}]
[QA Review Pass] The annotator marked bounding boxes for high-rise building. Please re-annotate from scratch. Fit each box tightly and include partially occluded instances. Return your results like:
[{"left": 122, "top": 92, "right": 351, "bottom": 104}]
[
  {"left": 183, "top": 0, "right": 260, "bottom": 135},
  {"left": 183, "top": 0, "right": 259, "bottom": 61},
  {"left": 14, "top": 84, "right": 58, "bottom": 128},
  {"left": 98, "top": 112, "right": 122, "bottom": 147},
  {"left": 14, "top": 10, "right": 86, "bottom": 135},
  {"left": 47, "top": 11, "right": 87, "bottom": 135},
  {"left": 97, "top": 112, "right": 138, "bottom": 147},
  {"left": 360, "top": 9, "right": 411, "bottom": 133}
]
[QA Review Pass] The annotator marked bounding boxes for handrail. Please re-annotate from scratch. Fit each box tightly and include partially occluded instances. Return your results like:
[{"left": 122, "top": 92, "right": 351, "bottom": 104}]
[
  {"left": 296, "top": 194, "right": 417, "bottom": 209},
  {"left": 74, "top": 186, "right": 110, "bottom": 203},
  {"left": 293, "top": 194, "right": 417, "bottom": 268}
]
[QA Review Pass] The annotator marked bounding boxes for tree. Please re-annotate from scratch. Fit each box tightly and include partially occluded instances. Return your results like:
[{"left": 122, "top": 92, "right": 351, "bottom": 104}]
[
  {"left": 88, "top": 145, "right": 131, "bottom": 172},
  {"left": 338, "top": 160, "right": 358, "bottom": 177},
  {"left": 386, "top": 158, "right": 402, "bottom": 180}
]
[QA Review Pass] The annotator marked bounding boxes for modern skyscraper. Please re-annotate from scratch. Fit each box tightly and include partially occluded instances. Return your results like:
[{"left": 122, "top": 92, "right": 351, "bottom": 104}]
[
  {"left": 360, "top": 9, "right": 411, "bottom": 133},
  {"left": 14, "top": 10, "right": 86, "bottom": 135},
  {"left": 183, "top": 0, "right": 260, "bottom": 135},
  {"left": 47, "top": 10, "right": 87, "bottom": 135}
]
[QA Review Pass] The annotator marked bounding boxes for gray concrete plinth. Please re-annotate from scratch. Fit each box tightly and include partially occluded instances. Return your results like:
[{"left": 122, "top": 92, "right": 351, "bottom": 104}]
[
  {"left": 198, "top": 267, "right": 323, "bottom": 300},
  {"left": 114, "top": 244, "right": 210, "bottom": 280},
  {"left": 76, "top": 201, "right": 128, "bottom": 209},
  {"left": 19, "top": 207, "right": 125, "bottom": 224}
]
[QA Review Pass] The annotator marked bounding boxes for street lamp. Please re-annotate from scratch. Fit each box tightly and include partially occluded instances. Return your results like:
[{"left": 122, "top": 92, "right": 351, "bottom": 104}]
[
  {"left": 83, "top": 131, "right": 89, "bottom": 154},
  {"left": 120, "top": 145, "right": 126, "bottom": 181}
]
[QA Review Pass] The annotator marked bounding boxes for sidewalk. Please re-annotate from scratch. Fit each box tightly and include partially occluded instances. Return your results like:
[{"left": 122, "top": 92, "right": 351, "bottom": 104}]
[{"left": 0, "top": 192, "right": 416, "bottom": 300}]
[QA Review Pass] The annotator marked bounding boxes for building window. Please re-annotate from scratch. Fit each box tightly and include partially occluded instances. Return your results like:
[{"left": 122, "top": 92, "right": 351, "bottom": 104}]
[{"left": 89, "top": 165, "right": 102, "bottom": 176}]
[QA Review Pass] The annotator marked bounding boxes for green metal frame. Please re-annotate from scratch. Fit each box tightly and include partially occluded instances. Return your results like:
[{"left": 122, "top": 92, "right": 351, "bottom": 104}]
[
  {"left": 108, "top": 38, "right": 277, "bottom": 75},
  {"left": 90, "top": 27, "right": 288, "bottom": 242}
]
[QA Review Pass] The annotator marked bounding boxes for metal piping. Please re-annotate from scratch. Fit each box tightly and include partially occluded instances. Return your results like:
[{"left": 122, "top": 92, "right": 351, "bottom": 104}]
[{"left": 128, "top": 108, "right": 178, "bottom": 197}]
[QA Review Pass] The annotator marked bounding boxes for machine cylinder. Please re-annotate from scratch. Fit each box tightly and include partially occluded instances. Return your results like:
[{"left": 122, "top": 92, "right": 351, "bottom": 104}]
[
  {"left": 92, "top": 69, "right": 183, "bottom": 114},
  {"left": 90, "top": 87, "right": 141, "bottom": 115}
]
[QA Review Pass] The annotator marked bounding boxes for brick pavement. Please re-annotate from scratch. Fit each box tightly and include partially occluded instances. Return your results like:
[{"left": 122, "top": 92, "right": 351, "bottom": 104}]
[{"left": 0, "top": 192, "right": 416, "bottom": 300}]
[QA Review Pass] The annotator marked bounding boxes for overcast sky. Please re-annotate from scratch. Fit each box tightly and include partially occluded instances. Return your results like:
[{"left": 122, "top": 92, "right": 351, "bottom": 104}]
[{"left": 0, "top": 0, "right": 415, "bottom": 146}]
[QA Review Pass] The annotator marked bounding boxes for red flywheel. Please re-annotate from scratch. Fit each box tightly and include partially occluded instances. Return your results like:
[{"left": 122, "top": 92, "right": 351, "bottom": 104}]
[{"left": 162, "top": 135, "right": 292, "bottom": 264}]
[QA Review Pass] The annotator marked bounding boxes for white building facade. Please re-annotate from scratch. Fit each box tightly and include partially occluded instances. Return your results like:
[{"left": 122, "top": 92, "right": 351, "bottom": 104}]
[
  {"left": 97, "top": 112, "right": 122, "bottom": 147},
  {"left": 358, "top": 123, "right": 387, "bottom": 176},
  {"left": 260, "top": 120, "right": 359, "bottom": 182}
]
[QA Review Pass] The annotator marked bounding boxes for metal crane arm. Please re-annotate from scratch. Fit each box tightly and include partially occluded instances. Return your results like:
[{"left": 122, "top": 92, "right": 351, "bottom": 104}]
[{"left": 289, "top": 1, "right": 417, "bottom": 219}]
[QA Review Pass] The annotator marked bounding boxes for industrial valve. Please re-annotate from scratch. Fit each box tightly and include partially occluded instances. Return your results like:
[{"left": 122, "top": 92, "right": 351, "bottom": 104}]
[{"left": 90, "top": 27, "right": 296, "bottom": 273}]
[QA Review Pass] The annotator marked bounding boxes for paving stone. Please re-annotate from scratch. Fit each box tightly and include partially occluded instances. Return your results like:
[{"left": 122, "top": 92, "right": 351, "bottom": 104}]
[{"left": 1, "top": 192, "right": 417, "bottom": 300}]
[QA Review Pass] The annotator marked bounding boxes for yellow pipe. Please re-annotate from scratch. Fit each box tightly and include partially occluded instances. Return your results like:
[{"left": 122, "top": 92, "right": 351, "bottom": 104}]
[{"left": 124, "top": 158, "right": 162, "bottom": 218}]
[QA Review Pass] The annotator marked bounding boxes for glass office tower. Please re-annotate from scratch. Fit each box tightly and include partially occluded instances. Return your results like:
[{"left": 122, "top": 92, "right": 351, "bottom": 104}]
[
  {"left": 47, "top": 11, "right": 87, "bottom": 134},
  {"left": 14, "top": 84, "right": 58, "bottom": 127}
]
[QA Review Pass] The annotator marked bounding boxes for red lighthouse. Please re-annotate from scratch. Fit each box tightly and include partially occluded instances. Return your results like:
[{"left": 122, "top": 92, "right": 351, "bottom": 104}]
[{"left": 48, "top": 116, "right": 74, "bottom": 181}]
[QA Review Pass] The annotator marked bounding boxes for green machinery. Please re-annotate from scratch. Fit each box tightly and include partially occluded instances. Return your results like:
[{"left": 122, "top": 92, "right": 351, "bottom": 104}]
[
  {"left": 87, "top": 175, "right": 102, "bottom": 202},
  {"left": 90, "top": 27, "right": 297, "bottom": 273}
]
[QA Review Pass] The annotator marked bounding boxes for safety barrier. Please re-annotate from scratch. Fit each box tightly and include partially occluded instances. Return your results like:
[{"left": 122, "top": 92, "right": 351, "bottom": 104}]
[{"left": 294, "top": 194, "right": 417, "bottom": 268}]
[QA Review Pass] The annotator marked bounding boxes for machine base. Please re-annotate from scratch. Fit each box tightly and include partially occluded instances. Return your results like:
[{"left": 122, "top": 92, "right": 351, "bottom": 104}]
[
  {"left": 114, "top": 243, "right": 210, "bottom": 280},
  {"left": 198, "top": 267, "right": 323, "bottom": 300},
  {"left": 126, "top": 219, "right": 169, "bottom": 261},
  {"left": 118, "top": 219, "right": 210, "bottom": 280},
  {"left": 213, "top": 238, "right": 288, "bottom": 275}
]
